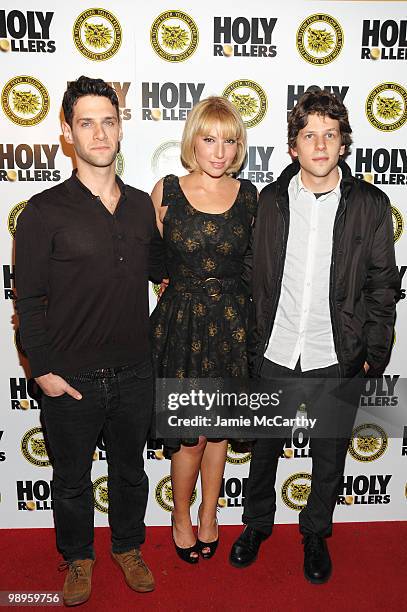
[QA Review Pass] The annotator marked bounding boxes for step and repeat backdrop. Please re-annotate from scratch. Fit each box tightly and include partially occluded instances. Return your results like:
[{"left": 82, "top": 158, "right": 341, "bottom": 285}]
[{"left": 1, "top": 0, "right": 406, "bottom": 528}]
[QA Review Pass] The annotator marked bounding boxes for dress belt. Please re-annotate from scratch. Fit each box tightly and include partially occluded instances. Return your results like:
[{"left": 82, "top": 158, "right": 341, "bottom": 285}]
[{"left": 170, "top": 277, "right": 242, "bottom": 297}]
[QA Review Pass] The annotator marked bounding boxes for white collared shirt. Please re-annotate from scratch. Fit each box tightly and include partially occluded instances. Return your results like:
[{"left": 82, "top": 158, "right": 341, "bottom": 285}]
[{"left": 265, "top": 168, "right": 341, "bottom": 371}]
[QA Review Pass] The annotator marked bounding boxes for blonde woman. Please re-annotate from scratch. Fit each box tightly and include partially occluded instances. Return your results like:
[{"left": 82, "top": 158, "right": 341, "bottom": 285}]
[{"left": 151, "top": 97, "right": 256, "bottom": 563}]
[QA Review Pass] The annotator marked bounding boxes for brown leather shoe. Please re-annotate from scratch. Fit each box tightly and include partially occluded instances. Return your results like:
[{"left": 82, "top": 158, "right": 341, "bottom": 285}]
[
  {"left": 112, "top": 549, "right": 154, "bottom": 592},
  {"left": 60, "top": 559, "right": 95, "bottom": 607}
]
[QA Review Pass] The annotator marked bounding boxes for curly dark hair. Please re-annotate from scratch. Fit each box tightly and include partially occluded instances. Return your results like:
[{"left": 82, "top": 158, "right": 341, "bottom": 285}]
[
  {"left": 62, "top": 75, "right": 119, "bottom": 126},
  {"left": 288, "top": 90, "right": 352, "bottom": 157}
]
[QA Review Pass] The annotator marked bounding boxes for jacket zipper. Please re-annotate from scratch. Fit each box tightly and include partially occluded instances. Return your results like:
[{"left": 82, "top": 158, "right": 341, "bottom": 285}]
[{"left": 329, "top": 192, "right": 347, "bottom": 379}]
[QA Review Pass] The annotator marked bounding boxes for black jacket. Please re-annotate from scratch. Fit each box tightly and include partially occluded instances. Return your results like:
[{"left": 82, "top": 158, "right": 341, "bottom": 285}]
[{"left": 245, "top": 159, "right": 400, "bottom": 378}]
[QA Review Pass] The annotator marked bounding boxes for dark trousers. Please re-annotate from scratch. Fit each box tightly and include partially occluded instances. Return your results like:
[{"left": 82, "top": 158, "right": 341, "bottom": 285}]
[
  {"left": 41, "top": 362, "right": 153, "bottom": 561},
  {"left": 242, "top": 358, "right": 358, "bottom": 538}
]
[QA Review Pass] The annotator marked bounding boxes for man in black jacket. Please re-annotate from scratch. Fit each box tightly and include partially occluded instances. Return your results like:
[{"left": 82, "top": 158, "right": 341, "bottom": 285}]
[
  {"left": 15, "top": 76, "right": 165, "bottom": 606},
  {"left": 230, "top": 91, "right": 399, "bottom": 582}
]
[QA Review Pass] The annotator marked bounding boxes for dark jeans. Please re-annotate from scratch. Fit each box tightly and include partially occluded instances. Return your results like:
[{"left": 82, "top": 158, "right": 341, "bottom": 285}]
[
  {"left": 242, "top": 358, "right": 359, "bottom": 538},
  {"left": 41, "top": 361, "right": 153, "bottom": 561}
]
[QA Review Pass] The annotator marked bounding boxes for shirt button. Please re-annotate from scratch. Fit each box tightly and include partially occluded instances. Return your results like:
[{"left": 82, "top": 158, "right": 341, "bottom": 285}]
[
  {"left": 117, "top": 234, "right": 123, "bottom": 240},
  {"left": 118, "top": 256, "right": 124, "bottom": 262}
]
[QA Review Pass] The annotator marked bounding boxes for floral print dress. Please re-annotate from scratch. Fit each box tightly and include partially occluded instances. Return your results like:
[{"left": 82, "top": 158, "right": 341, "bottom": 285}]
[{"left": 151, "top": 173, "right": 257, "bottom": 456}]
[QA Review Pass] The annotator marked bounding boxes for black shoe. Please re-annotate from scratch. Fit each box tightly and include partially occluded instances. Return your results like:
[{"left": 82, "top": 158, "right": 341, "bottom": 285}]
[
  {"left": 303, "top": 534, "right": 332, "bottom": 584},
  {"left": 197, "top": 536, "right": 219, "bottom": 560},
  {"left": 197, "top": 506, "right": 219, "bottom": 560},
  {"left": 171, "top": 515, "right": 199, "bottom": 564},
  {"left": 229, "top": 526, "right": 268, "bottom": 568}
]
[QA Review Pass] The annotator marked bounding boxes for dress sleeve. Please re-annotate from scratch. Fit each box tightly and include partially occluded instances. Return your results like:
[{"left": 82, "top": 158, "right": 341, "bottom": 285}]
[
  {"left": 239, "top": 179, "right": 258, "bottom": 223},
  {"left": 162, "top": 174, "right": 179, "bottom": 207}
]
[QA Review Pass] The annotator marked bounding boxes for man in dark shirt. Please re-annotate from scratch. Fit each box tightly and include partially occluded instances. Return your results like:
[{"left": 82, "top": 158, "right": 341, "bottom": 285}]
[{"left": 15, "top": 76, "right": 165, "bottom": 606}]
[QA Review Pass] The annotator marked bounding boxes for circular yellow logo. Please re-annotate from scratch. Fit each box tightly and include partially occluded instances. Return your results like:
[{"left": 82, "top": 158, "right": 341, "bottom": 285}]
[
  {"left": 151, "top": 140, "right": 183, "bottom": 179},
  {"left": 8, "top": 200, "right": 27, "bottom": 238},
  {"left": 0, "top": 39, "right": 10, "bottom": 52},
  {"left": 348, "top": 423, "right": 388, "bottom": 462},
  {"left": 1, "top": 76, "right": 50, "bottom": 126},
  {"left": 21, "top": 426, "right": 50, "bottom": 467},
  {"left": 392, "top": 205, "right": 404, "bottom": 243},
  {"left": 297, "top": 14, "right": 344, "bottom": 65},
  {"left": 223, "top": 79, "right": 267, "bottom": 129},
  {"left": 115, "top": 151, "right": 124, "bottom": 177},
  {"left": 281, "top": 472, "right": 311, "bottom": 511},
  {"left": 151, "top": 10, "right": 199, "bottom": 62},
  {"left": 226, "top": 443, "right": 251, "bottom": 465},
  {"left": 73, "top": 8, "right": 122, "bottom": 61},
  {"left": 155, "top": 474, "right": 197, "bottom": 512},
  {"left": 93, "top": 475, "right": 109, "bottom": 513},
  {"left": 366, "top": 83, "right": 407, "bottom": 131}
]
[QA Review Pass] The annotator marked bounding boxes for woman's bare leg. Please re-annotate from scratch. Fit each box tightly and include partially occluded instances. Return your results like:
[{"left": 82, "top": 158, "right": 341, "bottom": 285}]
[
  {"left": 199, "top": 440, "right": 228, "bottom": 553},
  {"left": 171, "top": 437, "right": 207, "bottom": 557}
]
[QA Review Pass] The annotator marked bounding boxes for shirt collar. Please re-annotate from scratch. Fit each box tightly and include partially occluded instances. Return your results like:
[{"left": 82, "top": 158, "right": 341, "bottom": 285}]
[
  {"left": 66, "top": 169, "right": 126, "bottom": 200},
  {"left": 292, "top": 166, "right": 342, "bottom": 200}
]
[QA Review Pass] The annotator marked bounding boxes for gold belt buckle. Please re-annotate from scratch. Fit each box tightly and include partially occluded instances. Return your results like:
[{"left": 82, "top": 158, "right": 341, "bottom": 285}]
[{"left": 203, "top": 277, "right": 222, "bottom": 297}]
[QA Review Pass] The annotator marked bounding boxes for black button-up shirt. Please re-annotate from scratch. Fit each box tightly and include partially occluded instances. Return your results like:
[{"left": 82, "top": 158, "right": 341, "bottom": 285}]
[{"left": 15, "top": 171, "right": 165, "bottom": 378}]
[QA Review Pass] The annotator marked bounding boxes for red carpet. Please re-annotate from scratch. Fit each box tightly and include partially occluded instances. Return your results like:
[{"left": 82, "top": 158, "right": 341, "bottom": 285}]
[{"left": 1, "top": 522, "right": 405, "bottom": 611}]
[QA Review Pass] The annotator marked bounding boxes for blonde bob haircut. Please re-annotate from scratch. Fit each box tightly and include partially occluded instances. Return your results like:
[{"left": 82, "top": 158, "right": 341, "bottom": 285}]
[{"left": 181, "top": 96, "right": 247, "bottom": 175}]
